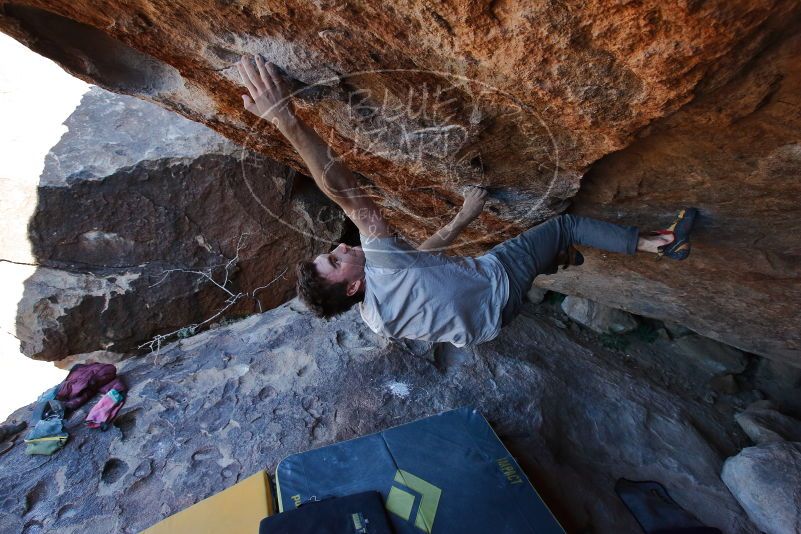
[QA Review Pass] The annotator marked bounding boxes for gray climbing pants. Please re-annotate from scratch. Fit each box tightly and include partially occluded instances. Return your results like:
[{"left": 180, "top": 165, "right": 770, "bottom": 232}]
[{"left": 486, "top": 214, "right": 639, "bottom": 326}]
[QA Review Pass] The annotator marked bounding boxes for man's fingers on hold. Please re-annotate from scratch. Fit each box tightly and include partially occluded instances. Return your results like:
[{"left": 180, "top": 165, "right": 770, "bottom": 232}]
[
  {"left": 468, "top": 186, "right": 485, "bottom": 197},
  {"left": 237, "top": 62, "right": 258, "bottom": 98},
  {"left": 242, "top": 57, "right": 265, "bottom": 92},
  {"left": 255, "top": 55, "right": 275, "bottom": 93},
  {"left": 267, "top": 63, "right": 287, "bottom": 92}
]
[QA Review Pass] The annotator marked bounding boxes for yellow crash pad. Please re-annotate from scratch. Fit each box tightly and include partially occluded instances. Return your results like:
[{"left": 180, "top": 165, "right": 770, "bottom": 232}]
[{"left": 142, "top": 470, "right": 274, "bottom": 534}]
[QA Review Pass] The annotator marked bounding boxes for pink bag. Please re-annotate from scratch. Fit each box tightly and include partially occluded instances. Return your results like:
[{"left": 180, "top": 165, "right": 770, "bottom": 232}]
[{"left": 85, "top": 388, "right": 125, "bottom": 430}]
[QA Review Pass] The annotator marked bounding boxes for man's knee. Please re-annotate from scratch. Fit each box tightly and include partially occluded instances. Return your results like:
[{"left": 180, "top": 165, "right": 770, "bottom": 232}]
[
  {"left": 540, "top": 213, "right": 579, "bottom": 251},
  {"left": 553, "top": 213, "right": 578, "bottom": 227}
]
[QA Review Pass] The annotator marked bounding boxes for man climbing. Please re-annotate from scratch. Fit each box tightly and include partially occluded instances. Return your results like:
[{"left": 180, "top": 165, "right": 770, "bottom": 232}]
[{"left": 237, "top": 55, "right": 697, "bottom": 347}]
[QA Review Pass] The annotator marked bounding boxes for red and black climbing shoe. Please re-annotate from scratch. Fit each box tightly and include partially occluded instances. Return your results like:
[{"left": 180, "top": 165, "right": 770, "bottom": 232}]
[{"left": 656, "top": 208, "right": 698, "bottom": 260}]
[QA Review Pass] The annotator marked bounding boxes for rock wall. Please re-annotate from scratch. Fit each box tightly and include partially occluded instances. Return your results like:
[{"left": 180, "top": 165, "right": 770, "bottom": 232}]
[
  {"left": 0, "top": 299, "right": 767, "bottom": 533},
  {"left": 0, "top": 2, "right": 799, "bottom": 361},
  {"left": 16, "top": 87, "right": 347, "bottom": 360},
  {"left": 722, "top": 403, "right": 801, "bottom": 534},
  {"left": 537, "top": 30, "right": 801, "bottom": 364}
]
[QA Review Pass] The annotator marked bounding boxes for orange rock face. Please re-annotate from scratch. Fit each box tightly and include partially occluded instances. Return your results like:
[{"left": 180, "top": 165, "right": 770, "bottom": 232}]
[
  {"left": 538, "top": 30, "right": 801, "bottom": 365},
  {"left": 0, "top": 1, "right": 799, "bottom": 362}
]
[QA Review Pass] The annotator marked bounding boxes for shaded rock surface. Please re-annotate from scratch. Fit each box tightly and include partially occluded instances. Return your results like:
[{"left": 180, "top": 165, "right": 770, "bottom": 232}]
[
  {"left": 753, "top": 358, "right": 801, "bottom": 415},
  {"left": 735, "top": 402, "right": 801, "bottom": 445},
  {"left": 525, "top": 284, "right": 548, "bottom": 305},
  {"left": 561, "top": 295, "right": 638, "bottom": 334},
  {"left": 722, "top": 441, "right": 801, "bottom": 534},
  {"left": 673, "top": 334, "right": 749, "bottom": 376},
  {"left": 0, "top": 300, "right": 768, "bottom": 533},
  {"left": 16, "top": 87, "right": 347, "bottom": 360},
  {"left": 663, "top": 321, "right": 694, "bottom": 340},
  {"left": 54, "top": 350, "right": 129, "bottom": 371},
  {"left": 1, "top": 1, "right": 800, "bottom": 362}
]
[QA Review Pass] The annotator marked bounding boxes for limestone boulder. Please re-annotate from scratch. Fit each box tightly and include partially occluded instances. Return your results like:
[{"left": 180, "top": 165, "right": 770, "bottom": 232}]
[
  {"left": 673, "top": 334, "right": 749, "bottom": 376},
  {"left": 722, "top": 441, "right": 801, "bottom": 534},
  {"left": 1, "top": 1, "right": 800, "bottom": 363},
  {"left": 663, "top": 321, "right": 693, "bottom": 340},
  {"left": 753, "top": 358, "right": 801, "bottom": 415},
  {"left": 561, "top": 295, "right": 638, "bottom": 334},
  {"left": 525, "top": 284, "right": 548, "bottom": 305},
  {"left": 735, "top": 403, "right": 801, "bottom": 445},
  {"left": 16, "top": 87, "right": 347, "bottom": 360}
]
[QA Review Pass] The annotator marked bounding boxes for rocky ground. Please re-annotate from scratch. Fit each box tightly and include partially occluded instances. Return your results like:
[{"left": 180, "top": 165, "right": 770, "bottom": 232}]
[{"left": 1, "top": 294, "right": 798, "bottom": 533}]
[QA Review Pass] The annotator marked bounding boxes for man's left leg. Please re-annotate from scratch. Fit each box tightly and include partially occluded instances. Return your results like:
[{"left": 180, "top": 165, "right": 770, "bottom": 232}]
[{"left": 488, "top": 214, "right": 675, "bottom": 325}]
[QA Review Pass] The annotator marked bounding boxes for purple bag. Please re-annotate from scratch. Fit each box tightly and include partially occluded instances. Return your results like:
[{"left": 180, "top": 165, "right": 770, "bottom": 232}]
[
  {"left": 56, "top": 363, "right": 123, "bottom": 411},
  {"left": 85, "top": 388, "right": 126, "bottom": 430}
]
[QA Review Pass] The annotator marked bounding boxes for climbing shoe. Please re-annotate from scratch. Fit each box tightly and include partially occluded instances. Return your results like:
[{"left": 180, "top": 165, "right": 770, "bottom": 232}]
[{"left": 656, "top": 208, "right": 698, "bottom": 260}]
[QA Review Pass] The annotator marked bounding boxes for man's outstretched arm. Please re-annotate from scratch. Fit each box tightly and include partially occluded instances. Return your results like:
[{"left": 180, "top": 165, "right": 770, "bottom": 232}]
[
  {"left": 237, "top": 55, "right": 392, "bottom": 238},
  {"left": 418, "top": 186, "right": 487, "bottom": 251}
]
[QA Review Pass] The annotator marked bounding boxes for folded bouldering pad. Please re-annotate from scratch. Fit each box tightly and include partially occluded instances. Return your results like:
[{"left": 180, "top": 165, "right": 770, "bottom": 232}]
[
  {"left": 275, "top": 407, "right": 564, "bottom": 533},
  {"left": 143, "top": 470, "right": 274, "bottom": 534},
  {"left": 259, "top": 491, "right": 393, "bottom": 533}
]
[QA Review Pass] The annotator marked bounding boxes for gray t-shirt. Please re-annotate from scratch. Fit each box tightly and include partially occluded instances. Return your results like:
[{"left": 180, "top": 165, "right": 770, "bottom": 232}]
[{"left": 358, "top": 234, "right": 509, "bottom": 347}]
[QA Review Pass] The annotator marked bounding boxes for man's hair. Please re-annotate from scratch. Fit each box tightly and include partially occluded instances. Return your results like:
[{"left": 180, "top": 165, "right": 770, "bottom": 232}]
[{"left": 295, "top": 260, "right": 363, "bottom": 318}]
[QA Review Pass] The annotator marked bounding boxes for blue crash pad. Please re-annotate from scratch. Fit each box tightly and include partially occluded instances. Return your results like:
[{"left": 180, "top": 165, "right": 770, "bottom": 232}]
[{"left": 275, "top": 407, "right": 564, "bottom": 534}]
